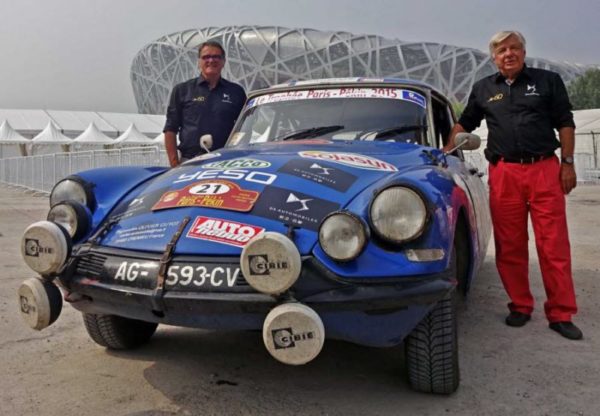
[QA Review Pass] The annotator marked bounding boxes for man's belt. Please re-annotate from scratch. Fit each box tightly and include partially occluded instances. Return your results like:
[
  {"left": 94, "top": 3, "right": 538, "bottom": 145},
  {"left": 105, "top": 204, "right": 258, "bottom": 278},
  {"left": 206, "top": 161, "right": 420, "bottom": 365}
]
[{"left": 500, "top": 152, "right": 556, "bottom": 164}]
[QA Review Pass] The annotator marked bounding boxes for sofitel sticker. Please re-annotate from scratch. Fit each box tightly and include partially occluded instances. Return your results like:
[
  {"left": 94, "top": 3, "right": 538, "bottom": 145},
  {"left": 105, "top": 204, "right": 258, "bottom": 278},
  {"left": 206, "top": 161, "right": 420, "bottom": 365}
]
[
  {"left": 152, "top": 180, "right": 259, "bottom": 212},
  {"left": 298, "top": 150, "right": 398, "bottom": 172},
  {"left": 247, "top": 88, "right": 426, "bottom": 108},
  {"left": 251, "top": 186, "right": 339, "bottom": 231},
  {"left": 187, "top": 216, "right": 264, "bottom": 247},
  {"left": 201, "top": 158, "right": 271, "bottom": 170},
  {"left": 278, "top": 159, "right": 357, "bottom": 192}
]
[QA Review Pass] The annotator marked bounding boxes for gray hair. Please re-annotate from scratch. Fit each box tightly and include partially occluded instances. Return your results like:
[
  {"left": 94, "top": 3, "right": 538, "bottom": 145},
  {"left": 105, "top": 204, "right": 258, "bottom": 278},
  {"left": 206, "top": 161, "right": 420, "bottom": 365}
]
[{"left": 489, "top": 31, "right": 526, "bottom": 56}]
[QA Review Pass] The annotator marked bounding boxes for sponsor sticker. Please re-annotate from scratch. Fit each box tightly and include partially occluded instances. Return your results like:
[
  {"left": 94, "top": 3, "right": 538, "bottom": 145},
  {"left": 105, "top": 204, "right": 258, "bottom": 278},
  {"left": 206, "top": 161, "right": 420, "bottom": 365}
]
[
  {"left": 298, "top": 150, "right": 397, "bottom": 172},
  {"left": 112, "top": 221, "right": 180, "bottom": 244},
  {"left": 247, "top": 254, "right": 289, "bottom": 276},
  {"left": 278, "top": 159, "right": 357, "bottom": 192},
  {"left": 251, "top": 186, "right": 339, "bottom": 231},
  {"left": 186, "top": 216, "right": 264, "bottom": 247},
  {"left": 247, "top": 88, "right": 427, "bottom": 108},
  {"left": 201, "top": 158, "right": 271, "bottom": 170},
  {"left": 152, "top": 180, "right": 260, "bottom": 212},
  {"left": 173, "top": 169, "right": 276, "bottom": 185}
]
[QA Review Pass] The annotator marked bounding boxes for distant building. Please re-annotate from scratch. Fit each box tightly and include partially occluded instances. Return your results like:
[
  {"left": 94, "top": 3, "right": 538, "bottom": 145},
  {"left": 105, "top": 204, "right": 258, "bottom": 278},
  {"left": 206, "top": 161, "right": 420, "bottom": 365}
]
[{"left": 131, "top": 26, "right": 592, "bottom": 114}]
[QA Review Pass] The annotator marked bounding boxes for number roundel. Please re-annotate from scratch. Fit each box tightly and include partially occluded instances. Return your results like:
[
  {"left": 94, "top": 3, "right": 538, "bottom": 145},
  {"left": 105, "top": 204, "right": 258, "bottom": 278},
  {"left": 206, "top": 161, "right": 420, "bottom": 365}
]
[{"left": 189, "top": 182, "right": 231, "bottom": 195}]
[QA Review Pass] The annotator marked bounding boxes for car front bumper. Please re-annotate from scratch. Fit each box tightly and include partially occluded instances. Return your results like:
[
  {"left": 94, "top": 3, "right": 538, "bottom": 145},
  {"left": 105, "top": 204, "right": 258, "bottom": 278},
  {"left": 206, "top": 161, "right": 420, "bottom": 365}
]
[{"left": 60, "top": 245, "right": 455, "bottom": 347}]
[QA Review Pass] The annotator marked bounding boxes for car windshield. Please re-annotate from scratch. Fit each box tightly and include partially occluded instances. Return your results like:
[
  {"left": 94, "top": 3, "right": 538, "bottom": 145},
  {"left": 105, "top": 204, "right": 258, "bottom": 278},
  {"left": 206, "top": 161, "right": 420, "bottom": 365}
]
[{"left": 228, "top": 87, "right": 428, "bottom": 147}]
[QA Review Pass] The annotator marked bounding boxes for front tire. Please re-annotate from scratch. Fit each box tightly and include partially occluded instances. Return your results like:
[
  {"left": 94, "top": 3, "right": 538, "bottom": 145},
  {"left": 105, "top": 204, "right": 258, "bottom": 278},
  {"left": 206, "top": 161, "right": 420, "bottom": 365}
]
[
  {"left": 82, "top": 313, "right": 158, "bottom": 350},
  {"left": 404, "top": 291, "right": 459, "bottom": 394}
]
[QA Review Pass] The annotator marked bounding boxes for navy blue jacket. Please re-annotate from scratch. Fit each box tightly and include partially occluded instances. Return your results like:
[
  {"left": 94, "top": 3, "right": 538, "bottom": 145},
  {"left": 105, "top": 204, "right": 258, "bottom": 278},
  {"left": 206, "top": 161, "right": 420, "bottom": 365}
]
[{"left": 164, "top": 76, "right": 246, "bottom": 158}]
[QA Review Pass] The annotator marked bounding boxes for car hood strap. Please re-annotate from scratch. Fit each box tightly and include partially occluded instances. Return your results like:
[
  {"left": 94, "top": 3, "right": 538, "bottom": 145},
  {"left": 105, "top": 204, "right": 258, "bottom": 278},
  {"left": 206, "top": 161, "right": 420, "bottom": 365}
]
[{"left": 151, "top": 216, "right": 191, "bottom": 313}]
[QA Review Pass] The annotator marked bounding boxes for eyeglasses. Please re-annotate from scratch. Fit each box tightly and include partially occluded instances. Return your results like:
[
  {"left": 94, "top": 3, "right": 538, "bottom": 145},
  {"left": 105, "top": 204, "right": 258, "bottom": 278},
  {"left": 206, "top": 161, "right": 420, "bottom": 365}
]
[{"left": 200, "top": 54, "right": 224, "bottom": 61}]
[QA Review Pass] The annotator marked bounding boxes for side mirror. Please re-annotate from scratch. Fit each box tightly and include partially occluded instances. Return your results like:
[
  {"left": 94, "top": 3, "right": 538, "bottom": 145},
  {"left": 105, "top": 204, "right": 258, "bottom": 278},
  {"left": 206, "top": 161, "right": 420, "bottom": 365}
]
[
  {"left": 200, "top": 134, "right": 213, "bottom": 152},
  {"left": 446, "top": 132, "right": 481, "bottom": 153}
]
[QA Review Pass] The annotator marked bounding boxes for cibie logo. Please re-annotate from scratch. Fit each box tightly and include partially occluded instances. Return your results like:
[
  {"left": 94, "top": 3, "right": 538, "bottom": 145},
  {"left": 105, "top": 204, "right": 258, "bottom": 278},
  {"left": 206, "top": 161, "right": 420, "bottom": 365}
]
[
  {"left": 186, "top": 216, "right": 264, "bottom": 247},
  {"left": 299, "top": 151, "right": 398, "bottom": 172},
  {"left": 24, "top": 238, "right": 53, "bottom": 257},
  {"left": 272, "top": 327, "right": 315, "bottom": 349},
  {"left": 247, "top": 254, "right": 289, "bottom": 275},
  {"left": 201, "top": 158, "right": 271, "bottom": 170}
]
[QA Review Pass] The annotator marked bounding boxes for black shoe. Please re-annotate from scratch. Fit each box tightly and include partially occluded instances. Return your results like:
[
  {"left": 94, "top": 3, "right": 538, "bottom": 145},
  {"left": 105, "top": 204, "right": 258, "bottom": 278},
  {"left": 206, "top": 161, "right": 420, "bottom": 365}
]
[
  {"left": 505, "top": 311, "right": 531, "bottom": 327},
  {"left": 549, "top": 322, "right": 583, "bottom": 340}
]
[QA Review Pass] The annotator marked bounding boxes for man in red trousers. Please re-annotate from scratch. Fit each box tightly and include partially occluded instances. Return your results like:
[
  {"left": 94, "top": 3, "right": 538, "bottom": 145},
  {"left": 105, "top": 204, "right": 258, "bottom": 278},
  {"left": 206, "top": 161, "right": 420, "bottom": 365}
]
[{"left": 446, "top": 30, "right": 582, "bottom": 340}]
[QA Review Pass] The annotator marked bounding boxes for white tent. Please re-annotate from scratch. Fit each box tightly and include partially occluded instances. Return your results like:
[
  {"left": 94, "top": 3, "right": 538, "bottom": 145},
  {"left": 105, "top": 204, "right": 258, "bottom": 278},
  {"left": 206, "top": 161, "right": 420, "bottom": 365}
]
[
  {"left": 0, "top": 120, "right": 29, "bottom": 157},
  {"left": 72, "top": 122, "right": 115, "bottom": 150},
  {"left": 30, "top": 121, "right": 73, "bottom": 155},
  {"left": 114, "top": 123, "right": 154, "bottom": 147},
  {"left": 152, "top": 132, "right": 166, "bottom": 148}
]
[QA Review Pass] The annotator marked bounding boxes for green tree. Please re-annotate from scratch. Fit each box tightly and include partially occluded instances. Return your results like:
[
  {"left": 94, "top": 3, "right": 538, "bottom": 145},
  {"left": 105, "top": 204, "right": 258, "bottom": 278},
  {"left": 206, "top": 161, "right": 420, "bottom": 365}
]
[{"left": 567, "top": 68, "right": 600, "bottom": 110}]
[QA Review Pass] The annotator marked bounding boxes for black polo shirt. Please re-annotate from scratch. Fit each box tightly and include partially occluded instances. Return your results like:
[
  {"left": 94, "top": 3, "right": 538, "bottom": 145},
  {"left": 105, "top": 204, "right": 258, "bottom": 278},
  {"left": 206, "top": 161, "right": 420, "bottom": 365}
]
[
  {"left": 459, "top": 66, "right": 575, "bottom": 157},
  {"left": 164, "top": 76, "right": 246, "bottom": 158}
]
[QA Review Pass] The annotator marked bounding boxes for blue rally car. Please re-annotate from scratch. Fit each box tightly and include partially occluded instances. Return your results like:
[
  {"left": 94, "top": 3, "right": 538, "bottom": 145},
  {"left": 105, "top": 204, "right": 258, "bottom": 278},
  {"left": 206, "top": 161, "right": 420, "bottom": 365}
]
[{"left": 18, "top": 78, "right": 490, "bottom": 394}]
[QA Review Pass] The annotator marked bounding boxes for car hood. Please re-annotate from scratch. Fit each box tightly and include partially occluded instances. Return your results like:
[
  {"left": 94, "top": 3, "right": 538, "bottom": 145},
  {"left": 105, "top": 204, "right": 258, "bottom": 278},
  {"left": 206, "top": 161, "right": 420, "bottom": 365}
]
[{"left": 99, "top": 140, "right": 439, "bottom": 255}]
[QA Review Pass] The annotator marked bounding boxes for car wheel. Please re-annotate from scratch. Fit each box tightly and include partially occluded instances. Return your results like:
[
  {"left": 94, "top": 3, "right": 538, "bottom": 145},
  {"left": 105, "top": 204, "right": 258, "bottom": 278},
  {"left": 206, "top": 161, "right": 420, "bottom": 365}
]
[
  {"left": 404, "top": 291, "right": 459, "bottom": 394},
  {"left": 82, "top": 313, "right": 158, "bottom": 350},
  {"left": 404, "top": 242, "right": 460, "bottom": 394}
]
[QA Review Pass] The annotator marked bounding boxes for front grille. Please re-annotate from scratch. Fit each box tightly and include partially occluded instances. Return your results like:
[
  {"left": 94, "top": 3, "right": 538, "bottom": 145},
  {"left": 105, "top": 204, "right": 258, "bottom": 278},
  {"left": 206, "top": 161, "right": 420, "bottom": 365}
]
[{"left": 75, "top": 253, "right": 107, "bottom": 277}]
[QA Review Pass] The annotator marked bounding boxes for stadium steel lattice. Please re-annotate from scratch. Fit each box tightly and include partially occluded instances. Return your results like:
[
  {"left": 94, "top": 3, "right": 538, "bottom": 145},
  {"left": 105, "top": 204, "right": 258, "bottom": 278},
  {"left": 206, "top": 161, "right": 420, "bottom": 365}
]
[{"left": 131, "top": 26, "right": 590, "bottom": 115}]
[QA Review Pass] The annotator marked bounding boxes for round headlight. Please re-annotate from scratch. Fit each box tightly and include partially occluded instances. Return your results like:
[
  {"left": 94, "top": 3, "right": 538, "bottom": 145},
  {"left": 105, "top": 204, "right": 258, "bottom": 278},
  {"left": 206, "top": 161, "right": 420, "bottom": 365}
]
[
  {"left": 319, "top": 212, "right": 367, "bottom": 262},
  {"left": 50, "top": 178, "right": 90, "bottom": 208},
  {"left": 47, "top": 202, "right": 90, "bottom": 240},
  {"left": 370, "top": 187, "right": 427, "bottom": 243}
]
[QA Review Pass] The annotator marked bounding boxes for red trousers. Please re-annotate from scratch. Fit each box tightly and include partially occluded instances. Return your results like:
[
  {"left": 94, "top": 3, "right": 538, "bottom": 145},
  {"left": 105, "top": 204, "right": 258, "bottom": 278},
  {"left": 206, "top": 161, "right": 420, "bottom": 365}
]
[{"left": 489, "top": 156, "right": 577, "bottom": 322}]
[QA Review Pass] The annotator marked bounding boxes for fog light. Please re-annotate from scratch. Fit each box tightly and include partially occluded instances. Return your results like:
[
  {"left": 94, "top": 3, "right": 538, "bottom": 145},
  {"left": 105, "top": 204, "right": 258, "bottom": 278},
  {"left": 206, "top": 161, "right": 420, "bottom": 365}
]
[{"left": 21, "top": 221, "right": 71, "bottom": 276}]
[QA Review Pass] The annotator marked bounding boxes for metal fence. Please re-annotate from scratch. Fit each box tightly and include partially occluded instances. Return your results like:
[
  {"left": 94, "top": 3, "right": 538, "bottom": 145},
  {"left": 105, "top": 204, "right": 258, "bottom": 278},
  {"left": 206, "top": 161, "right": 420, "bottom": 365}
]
[{"left": 0, "top": 147, "right": 168, "bottom": 193}]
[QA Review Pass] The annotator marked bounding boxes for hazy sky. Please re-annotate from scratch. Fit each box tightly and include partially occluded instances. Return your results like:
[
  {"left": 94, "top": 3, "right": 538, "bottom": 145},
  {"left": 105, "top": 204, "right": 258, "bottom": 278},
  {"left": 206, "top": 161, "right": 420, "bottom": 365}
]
[{"left": 0, "top": 0, "right": 598, "bottom": 114}]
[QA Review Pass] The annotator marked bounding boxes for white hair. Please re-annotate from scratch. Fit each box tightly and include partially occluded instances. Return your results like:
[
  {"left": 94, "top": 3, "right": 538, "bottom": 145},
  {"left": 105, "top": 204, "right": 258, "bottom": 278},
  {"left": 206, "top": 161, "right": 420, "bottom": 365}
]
[{"left": 489, "top": 31, "right": 526, "bottom": 56}]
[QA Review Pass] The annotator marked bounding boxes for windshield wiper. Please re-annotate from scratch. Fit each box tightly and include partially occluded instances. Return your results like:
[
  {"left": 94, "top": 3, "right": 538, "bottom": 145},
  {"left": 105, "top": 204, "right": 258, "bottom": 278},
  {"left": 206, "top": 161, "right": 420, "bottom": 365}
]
[
  {"left": 373, "top": 124, "right": 427, "bottom": 139},
  {"left": 278, "top": 125, "right": 344, "bottom": 141}
]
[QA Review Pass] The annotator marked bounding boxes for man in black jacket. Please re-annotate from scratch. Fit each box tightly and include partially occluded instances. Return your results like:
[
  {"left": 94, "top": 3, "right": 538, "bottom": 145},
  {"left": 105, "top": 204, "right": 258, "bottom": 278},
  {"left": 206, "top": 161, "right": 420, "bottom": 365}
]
[
  {"left": 164, "top": 41, "right": 246, "bottom": 167},
  {"left": 446, "top": 30, "right": 581, "bottom": 340}
]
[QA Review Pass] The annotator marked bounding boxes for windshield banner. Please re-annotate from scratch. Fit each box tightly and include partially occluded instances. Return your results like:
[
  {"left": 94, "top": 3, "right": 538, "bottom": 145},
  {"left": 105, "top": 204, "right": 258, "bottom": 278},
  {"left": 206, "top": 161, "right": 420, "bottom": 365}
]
[{"left": 247, "top": 88, "right": 426, "bottom": 109}]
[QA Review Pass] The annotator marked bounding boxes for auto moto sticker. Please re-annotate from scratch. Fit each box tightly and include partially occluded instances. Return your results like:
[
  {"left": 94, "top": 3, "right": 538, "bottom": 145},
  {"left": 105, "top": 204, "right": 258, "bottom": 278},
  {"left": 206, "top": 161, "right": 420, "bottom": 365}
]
[
  {"left": 247, "top": 88, "right": 427, "bottom": 108},
  {"left": 186, "top": 216, "right": 264, "bottom": 247},
  {"left": 200, "top": 158, "right": 271, "bottom": 170},
  {"left": 278, "top": 159, "right": 357, "bottom": 191},
  {"left": 251, "top": 186, "right": 339, "bottom": 231},
  {"left": 298, "top": 150, "right": 398, "bottom": 172},
  {"left": 152, "top": 180, "right": 259, "bottom": 212}
]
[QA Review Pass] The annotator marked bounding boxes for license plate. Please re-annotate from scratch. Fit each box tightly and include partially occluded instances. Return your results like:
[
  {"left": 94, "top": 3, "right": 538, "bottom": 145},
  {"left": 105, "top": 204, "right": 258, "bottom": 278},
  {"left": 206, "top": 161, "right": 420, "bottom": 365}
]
[{"left": 102, "top": 258, "right": 242, "bottom": 291}]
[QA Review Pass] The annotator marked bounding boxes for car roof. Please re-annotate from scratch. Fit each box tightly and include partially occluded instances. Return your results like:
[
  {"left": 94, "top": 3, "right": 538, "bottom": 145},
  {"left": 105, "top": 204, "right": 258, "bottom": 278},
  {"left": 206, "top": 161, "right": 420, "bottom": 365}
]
[{"left": 247, "top": 77, "right": 445, "bottom": 100}]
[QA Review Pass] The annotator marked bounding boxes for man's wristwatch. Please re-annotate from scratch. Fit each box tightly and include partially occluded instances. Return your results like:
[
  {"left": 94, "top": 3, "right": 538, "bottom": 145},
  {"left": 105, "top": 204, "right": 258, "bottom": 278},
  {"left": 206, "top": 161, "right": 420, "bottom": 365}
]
[{"left": 561, "top": 156, "right": 574, "bottom": 165}]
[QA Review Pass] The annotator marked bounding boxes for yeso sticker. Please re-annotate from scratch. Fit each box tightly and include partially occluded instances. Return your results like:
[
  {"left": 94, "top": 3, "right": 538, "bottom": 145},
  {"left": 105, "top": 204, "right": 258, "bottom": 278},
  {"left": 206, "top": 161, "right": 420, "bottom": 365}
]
[
  {"left": 298, "top": 151, "right": 398, "bottom": 172},
  {"left": 152, "top": 180, "right": 259, "bottom": 212},
  {"left": 187, "top": 216, "right": 264, "bottom": 247}
]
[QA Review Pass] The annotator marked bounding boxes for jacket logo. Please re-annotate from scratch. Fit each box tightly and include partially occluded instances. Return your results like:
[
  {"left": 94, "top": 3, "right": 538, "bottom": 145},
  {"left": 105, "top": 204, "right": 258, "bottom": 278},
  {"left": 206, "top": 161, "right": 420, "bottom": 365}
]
[
  {"left": 488, "top": 93, "right": 503, "bottom": 102},
  {"left": 222, "top": 93, "right": 232, "bottom": 103},
  {"left": 192, "top": 96, "right": 206, "bottom": 102},
  {"left": 525, "top": 84, "right": 540, "bottom": 96}
]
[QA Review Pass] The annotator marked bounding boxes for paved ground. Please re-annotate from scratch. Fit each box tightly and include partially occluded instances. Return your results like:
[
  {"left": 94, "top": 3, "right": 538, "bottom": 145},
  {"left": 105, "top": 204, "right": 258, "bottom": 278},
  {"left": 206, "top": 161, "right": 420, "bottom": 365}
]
[{"left": 0, "top": 183, "right": 598, "bottom": 416}]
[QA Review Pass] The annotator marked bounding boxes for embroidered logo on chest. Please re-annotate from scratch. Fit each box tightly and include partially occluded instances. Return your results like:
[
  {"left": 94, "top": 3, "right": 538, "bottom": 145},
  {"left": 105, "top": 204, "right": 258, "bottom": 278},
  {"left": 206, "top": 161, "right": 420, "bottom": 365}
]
[
  {"left": 487, "top": 93, "right": 503, "bottom": 102},
  {"left": 525, "top": 84, "right": 540, "bottom": 96}
]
